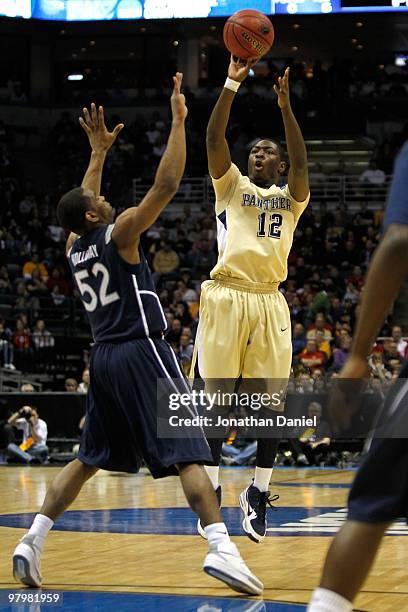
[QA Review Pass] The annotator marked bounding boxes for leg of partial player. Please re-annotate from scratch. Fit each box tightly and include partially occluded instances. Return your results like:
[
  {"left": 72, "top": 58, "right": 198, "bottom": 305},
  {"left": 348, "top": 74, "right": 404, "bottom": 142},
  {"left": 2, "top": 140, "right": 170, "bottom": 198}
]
[
  {"left": 177, "top": 463, "right": 263, "bottom": 596},
  {"left": 308, "top": 520, "right": 390, "bottom": 611},
  {"left": 240, "top": 437, "right": 280, "bottom": 543},
  {"left": 12, "top": 459, "right": 98, "bottom": 587},
  {"left": 197, "top": 404, "right": 230, "bottom": 539}
]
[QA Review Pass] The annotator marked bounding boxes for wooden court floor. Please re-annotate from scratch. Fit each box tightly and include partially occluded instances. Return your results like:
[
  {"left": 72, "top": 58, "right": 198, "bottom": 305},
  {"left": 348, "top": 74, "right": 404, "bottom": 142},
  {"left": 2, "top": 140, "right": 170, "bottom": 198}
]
[{"left": 0, "top": 465, "right": 407, "bottom": 611}]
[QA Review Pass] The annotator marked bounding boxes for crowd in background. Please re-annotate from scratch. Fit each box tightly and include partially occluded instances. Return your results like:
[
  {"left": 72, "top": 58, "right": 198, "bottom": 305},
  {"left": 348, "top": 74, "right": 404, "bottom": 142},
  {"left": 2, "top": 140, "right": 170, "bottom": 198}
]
[{"left": 0, "top": 58, "right": 407, "bottom": 394}]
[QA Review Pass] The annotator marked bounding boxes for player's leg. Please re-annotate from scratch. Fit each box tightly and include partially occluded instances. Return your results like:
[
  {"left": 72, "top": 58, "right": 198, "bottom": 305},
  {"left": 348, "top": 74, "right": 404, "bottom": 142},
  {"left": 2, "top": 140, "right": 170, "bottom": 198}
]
[
  {"left": 109, "top": 337, "right": 262, "bottom": 596},
  {"left": 309, "top": 437, "right": 408, "bottom": 610},
  {"left": 308, "top": 520, "right": 389, "bottom": 611},
  {"left": 241, "top": 290, "right": 291, "bottom": 542},
  {"left": 177, "top": 461, "right": 263, "bottom": 595},
  {"left": 13, "top": 459, "right": 98, "bottom": 587},
  {"left": 193, "top": 281, "right": 249, "bottom": 519}
]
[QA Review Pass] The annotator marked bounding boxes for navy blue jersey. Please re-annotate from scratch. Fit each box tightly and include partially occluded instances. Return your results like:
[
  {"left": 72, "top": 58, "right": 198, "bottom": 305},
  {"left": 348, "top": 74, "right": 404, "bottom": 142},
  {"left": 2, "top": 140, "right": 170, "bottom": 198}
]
[
  {"left": 68, "top": 224, "right": 167, "bottom": 343},
  {"left": 384, "top": 141, "right": 408, "bottom": 229}
]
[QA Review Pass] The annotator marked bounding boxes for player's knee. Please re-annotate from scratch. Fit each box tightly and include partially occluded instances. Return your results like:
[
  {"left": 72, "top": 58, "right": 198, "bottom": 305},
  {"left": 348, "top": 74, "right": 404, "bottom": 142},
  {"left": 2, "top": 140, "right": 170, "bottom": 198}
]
[{"left": 73, "top": 458, "right": 98, "bottom": 480}]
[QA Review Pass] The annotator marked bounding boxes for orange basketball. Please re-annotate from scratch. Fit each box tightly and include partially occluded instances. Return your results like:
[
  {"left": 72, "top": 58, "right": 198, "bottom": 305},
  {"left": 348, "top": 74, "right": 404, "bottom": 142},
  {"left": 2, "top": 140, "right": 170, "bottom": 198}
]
[{"left": 223, "top": 9, "right": 274, "bottom": 61}]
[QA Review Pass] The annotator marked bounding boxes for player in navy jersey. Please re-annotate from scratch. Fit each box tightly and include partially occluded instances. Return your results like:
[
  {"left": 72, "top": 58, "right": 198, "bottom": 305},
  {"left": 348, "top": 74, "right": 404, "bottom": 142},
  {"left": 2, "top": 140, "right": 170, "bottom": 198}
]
[
  {"left": 12, "top": 73, "right": 263, "bottom": 596},
  {"left": 308, "top": 142, "right": 408, "bottom": 612}
]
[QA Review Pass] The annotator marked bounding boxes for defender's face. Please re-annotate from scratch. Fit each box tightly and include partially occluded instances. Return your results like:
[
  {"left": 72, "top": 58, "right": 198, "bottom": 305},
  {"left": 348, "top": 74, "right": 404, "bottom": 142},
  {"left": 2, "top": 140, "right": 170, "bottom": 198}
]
[
  {"left": 84, "top": 189, "right": 114, "bottom": 224},
  {"left": 248, "top": 140, "right": 281, "bottom": 184}
]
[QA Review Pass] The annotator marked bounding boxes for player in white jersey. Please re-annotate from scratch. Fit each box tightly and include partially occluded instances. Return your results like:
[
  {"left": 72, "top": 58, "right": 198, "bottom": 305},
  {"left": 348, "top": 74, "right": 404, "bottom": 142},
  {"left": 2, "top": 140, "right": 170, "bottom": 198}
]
[{"left": 194, "top": 56, "right": 310, "bottom": 542}]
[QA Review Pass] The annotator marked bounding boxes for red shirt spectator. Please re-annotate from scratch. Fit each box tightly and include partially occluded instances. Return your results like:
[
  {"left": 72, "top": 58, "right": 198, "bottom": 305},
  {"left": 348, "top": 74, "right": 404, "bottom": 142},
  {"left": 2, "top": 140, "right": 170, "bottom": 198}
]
[
  {"left": 12, "top": 320, "right": 30, "bottom": 350},
  {"left": 300, "top": 340, "right": 326, "bottom": 372}
]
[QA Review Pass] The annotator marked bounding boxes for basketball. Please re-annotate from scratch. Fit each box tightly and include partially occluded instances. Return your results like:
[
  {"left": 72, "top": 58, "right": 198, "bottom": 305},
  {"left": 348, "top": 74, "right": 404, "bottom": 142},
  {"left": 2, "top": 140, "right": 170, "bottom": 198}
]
[{"left": 223, "top": 9, "right": 274, "bottom": 61}]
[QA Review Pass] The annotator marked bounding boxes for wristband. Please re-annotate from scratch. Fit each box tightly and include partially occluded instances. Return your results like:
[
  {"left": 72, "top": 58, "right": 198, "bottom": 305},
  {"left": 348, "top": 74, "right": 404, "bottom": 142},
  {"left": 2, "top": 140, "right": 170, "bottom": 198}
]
[{"left": 224, "top": 77, "right": 241, "bottom": 93}]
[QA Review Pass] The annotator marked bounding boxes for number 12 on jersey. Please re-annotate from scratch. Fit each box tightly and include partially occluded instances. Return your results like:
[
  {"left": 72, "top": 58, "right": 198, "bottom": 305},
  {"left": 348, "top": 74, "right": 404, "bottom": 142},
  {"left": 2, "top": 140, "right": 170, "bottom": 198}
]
[{"left": 257, "top": 213, "right": 283, "bottom": 239}]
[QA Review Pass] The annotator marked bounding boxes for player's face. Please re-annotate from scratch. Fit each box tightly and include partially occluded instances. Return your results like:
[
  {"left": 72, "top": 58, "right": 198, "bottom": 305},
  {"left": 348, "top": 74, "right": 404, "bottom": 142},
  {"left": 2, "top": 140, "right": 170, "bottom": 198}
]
[
  {"left": 248, "top": 140, "right": 281, "bottom": 185},
  {"left": 84, "top": 189, "right": 114, "bottom": 224}
]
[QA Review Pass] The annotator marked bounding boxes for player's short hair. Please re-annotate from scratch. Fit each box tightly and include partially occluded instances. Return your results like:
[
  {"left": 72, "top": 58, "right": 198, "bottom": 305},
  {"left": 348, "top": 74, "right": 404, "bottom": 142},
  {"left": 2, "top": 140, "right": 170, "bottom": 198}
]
[
  {"left": 57, "top": 187, "right": 91, "bottom": 234},
  {"left": 248, "top": 137, "right": 284, "bottom": 160}
]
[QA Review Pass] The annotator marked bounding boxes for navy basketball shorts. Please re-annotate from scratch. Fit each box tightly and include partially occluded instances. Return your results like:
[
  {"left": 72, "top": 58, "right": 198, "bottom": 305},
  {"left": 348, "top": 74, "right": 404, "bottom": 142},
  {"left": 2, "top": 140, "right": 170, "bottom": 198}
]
[
  {"left": 348, "top": 363, "right": 408, "bottom": 523},
  {"left": 78, "top": 337, "right": 212, "bottom": 477}
]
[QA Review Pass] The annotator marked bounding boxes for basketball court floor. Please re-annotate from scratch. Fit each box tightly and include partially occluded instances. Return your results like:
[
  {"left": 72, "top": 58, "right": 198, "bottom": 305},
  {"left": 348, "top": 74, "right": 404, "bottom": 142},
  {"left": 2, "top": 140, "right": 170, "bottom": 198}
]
[{"left": 0, "top": 465, "right": 407, "bottom": 611}]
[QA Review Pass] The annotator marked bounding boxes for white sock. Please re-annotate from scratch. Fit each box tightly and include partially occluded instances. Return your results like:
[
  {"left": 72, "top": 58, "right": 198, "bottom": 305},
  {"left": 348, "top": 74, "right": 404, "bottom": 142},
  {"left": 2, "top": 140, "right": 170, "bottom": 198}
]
[
  {"left": 308, "top": 588, "right": 353, "bottom": 612},
  {"left": 253, "top": 467, "right": 273, "bottom": 492},
  {"left": 204, "top": 522, "right": 230, "bottom": 547},
  {"left": 28, "top": 514, "right": 54, "bottom": 550},
  {"left": 205, "top": 465, "right": 220, "bottom": 490}
]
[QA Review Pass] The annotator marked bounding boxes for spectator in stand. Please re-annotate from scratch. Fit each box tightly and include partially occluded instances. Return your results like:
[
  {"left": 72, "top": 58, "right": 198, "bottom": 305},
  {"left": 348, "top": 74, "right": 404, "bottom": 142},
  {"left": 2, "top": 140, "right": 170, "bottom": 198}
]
[
  {"left": 176, "top": 280, "right": 198, "bottom": 306},
  {"left": 7, "top": 405, "right": 48, "bottom": 464},
  {"left": 0, "top": 266, "right": 12, "bottom": 294},
  {"left": 152, "top": 241, "right": 180, "bottom": 284},
  {"left": 26, "top": 268, "right": 49, "bottom": 300},
  {"left": 292, "top": 323, "right": 307, "bottom": 355},
  {"left": 383, "top": 341, "right": 403, "bottom": 372},
  {"left": 32, "top": 319, "right": 55, "bottom": 370},
  {"left": 315, "top": 329, "right": 331, "bottom": 360},
  {"left": 332, "top": 336, "right": 351, "bottom": 372},
  {"left": 359, "top": 160, "right": 386, "bottom": 186},
  {"left": 0, "top": 322, "right": 15, "bottom": 369},
  {"left": 391, "top": 325, "right": 407, "bottom": 358},
  {"left": 165, "top": 318, "right": 182, "bottom": 344},
  {"left": 188, "top": 239, "right": 217, "bottom": 277},
  {"left": 21, "top": 383, "right": 35, "bottom": 392},
  {"left": 179, "top": 332, "right": 194, "bottom": 361},
  {"left": 307, "top": 313, "right": 333, "bottom": 342},
  {"left": 64, "top": 378, "right": 78, "bottom": 392},
  {"left": 172, "top": 301, "right": 192, "bottom": 327},
  {"left": 14, "top": 281, "right": 40, "bottom": 314},
  {"left": 347, "top": 265, "right": 365, "bottom": 291},
  {"left": 78, "top": 368, "right": 90, "bottom": 394},
  {"left": 47, "top": 268, "right": 70, "bottom": 296},
  {"left": 22, "top": 253, "right": 48, "bottom": 282},
  {"left": 50, "top": 285, "right": 66, "bottom": 307},
  {"left": 369, "top": 352, "right": 392, "bottom": 384},
  {"left": 12, "top": 319, "right": 31, "bottom": 371},
  {"left": 299, "top": 339, "right": 326, "bottom": 373},
  {"left": 290, "top": 401, "right": 332, "bottom": 466}
]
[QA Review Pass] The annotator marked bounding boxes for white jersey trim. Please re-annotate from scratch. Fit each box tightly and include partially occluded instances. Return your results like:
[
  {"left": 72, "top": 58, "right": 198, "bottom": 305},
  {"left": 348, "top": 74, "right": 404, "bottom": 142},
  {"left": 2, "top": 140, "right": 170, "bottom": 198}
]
[
  {"left": 132, "top": 274, "right": 149, "bottom": 337},
  {"left": 105, "top": 224, "right": 115, "bottom": 244},
  {"left": 139, "top": 290, "right": 168, "bottom": 331}
]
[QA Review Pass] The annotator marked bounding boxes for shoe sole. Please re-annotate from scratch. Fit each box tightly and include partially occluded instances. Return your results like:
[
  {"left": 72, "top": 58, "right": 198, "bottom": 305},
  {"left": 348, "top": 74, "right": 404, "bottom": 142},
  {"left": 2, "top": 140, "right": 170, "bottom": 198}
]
[
  {"left": 13, "top": 554, "right": 41, "bottom": 588},
  {"left": 203, "top": 563, "right": 263, "bottom": 596},
  {"left": 239, "top": 491, "right": 265, "bottom": 544}
]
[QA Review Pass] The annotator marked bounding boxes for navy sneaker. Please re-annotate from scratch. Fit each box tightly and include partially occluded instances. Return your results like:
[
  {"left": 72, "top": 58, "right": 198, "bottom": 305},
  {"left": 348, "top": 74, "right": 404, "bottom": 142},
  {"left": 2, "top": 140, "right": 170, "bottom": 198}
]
[{"left": 239, "top": 483, "right": 279, "bottom": 543}]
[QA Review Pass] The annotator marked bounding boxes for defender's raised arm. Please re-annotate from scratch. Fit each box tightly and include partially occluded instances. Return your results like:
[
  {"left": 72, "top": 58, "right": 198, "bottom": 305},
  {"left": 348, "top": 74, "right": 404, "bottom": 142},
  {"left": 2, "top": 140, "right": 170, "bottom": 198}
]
[{"left": 111, "top": 72, "right": 187, "bottom": 255}]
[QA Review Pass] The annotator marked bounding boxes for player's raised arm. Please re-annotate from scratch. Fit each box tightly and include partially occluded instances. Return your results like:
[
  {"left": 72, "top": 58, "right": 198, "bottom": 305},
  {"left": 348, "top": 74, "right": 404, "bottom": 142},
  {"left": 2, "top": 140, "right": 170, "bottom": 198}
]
[
  {"left": 207, "top": 55, "right": 254, "bottom": 179},
  {"left": 79, "top": 102, "right": 124, "bottom": 196},
  {"left": 66, "top": 103, "right": 124, "bottom": 253},
  {"left": 274, "top": 67, "right": 309, "bottom": 202},
  {"left": 111, "top": 72, "right": 187, "bottom": 255}
]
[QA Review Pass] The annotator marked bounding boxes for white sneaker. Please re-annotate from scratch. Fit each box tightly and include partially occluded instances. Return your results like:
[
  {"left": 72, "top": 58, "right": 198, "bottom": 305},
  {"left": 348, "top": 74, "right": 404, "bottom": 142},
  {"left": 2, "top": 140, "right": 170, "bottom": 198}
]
[
  {"left": 13, "top": 534, "right": 43, "bottom": 587},
  {"left": 203, "top": 541, "right": 263, "bottom": 595},
  {"left": 7, "top": 363, "right": 16, "bottom": 370}
]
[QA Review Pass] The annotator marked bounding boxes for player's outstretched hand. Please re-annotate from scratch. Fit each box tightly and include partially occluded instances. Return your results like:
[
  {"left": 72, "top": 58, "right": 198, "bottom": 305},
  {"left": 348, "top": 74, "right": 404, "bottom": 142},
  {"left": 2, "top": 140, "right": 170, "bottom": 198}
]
[
  {"left": 79, "top": 103, "right": 124, "bottom": 153},
  {"left": 171, "top": 72, "right": 188, "bottom": 123},
  {"left": 274, "top": 67, "right": 291, "bottom": 109},
  {"left": 228, "top": 54, "right": 257, "bottom": 83}
]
